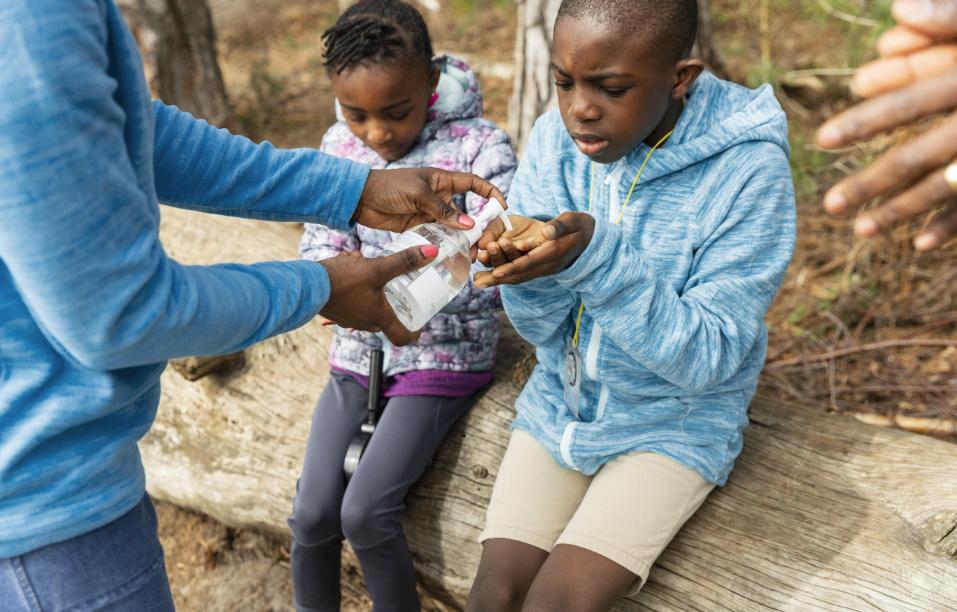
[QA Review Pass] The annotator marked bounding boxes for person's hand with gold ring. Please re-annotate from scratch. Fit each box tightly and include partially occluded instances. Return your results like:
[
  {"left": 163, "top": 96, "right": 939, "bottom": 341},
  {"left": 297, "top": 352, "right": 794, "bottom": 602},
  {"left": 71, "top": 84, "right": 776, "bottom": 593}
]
[{"left": 816, "top": 0, "right": 957, "bottom": 250}]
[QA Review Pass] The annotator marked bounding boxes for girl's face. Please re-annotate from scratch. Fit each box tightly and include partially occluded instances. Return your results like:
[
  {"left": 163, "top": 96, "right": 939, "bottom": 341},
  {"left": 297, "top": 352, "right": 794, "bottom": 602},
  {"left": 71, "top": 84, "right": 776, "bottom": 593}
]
[{"left": 330, "top": 58, "right": 438, "bottom": 162}]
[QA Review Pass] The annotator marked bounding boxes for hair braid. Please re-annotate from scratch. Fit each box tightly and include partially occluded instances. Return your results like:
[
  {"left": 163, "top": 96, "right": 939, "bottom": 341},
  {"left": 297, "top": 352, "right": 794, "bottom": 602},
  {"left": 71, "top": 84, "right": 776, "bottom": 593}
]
[{"left": 322, "top": 0, "right": 434, "bottom": 75}]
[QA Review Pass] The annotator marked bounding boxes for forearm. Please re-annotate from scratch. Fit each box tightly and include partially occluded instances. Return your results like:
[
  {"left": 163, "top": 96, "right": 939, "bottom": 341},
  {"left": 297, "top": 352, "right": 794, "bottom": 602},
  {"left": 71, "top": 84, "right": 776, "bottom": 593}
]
[
  {"left": 152, "top": 101, "right": 369, "bottom": 229},
  {"left": 501, "top": 280, "right": 576, "bottom": 346},
  {"left": 0, "top": 5, "right": 331, "bottom": 371},
  {"left": 553, "top": 220, "right": 785, "bottom": 392}
]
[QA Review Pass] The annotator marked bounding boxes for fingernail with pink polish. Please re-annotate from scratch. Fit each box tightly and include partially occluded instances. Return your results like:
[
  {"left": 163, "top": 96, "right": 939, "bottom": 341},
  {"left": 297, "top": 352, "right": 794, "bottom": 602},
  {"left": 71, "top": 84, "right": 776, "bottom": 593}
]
[
  {"left": 459, "top": 214, "right": 475, "bottom": 227},
  {"left": 420, "top": 244, "right": 439, "bottom": 258}
]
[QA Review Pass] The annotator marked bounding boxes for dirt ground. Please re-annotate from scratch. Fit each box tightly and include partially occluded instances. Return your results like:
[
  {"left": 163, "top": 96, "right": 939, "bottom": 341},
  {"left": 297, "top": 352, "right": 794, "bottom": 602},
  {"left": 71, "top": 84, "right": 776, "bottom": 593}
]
[{"left": 155, "top": 1, "right": 955, "bottom": 610}]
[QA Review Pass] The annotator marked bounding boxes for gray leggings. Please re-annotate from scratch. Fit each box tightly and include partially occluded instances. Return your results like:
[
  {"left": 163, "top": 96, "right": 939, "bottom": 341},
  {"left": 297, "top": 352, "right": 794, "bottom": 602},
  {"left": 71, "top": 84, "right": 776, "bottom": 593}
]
[{"left": 287, "top": 373, "right": 476, "bottom": 612}]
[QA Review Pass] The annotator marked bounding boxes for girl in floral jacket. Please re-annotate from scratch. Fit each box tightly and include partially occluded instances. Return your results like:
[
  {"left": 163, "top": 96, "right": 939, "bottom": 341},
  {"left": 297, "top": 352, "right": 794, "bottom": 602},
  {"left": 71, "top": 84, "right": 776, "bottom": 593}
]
[{"left": 287, "top": 2, "right": 516, "bottom": 611}]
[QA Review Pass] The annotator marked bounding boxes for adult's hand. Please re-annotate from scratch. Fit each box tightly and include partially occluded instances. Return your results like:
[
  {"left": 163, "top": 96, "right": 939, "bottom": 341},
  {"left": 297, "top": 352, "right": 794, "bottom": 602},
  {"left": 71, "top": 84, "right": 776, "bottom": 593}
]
[
  {"left": 474, "top": 212, "right": 595, "bottom": 288},
  {"left": 319, "top": 244, "right": 439, "bottom": 344},
  {"left": 888, "top": 0, "right": 957, "bottom": 42},
  {"left": 816, "top": 0, "right": 957, "bottom": 251},
  {"left": 353, "top": 167, "right": 507, "bottom": 233}
]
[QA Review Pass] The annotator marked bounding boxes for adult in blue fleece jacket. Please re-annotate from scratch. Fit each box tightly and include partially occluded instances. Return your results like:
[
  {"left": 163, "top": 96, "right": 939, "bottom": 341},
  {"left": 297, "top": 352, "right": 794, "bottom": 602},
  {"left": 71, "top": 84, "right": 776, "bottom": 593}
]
[{"left": 0, "top": 1, "right": 503, "bottom": 608}]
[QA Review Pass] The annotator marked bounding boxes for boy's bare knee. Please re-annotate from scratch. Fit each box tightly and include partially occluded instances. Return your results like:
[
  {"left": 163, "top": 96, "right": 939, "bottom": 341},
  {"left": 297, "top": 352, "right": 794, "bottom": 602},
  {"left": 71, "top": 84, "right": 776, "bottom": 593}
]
[
  {"left": 521, "top": 589, "right": 579, "bottom": 612},
  {"left": 466, "top": 578, "right": 527, "bottom": 612}
]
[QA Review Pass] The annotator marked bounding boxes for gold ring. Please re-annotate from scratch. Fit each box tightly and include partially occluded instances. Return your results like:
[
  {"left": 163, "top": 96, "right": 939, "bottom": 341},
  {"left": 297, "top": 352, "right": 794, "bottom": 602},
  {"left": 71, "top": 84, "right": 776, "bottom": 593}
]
[{"left": 946, "top": 162, "right": 957, "bottom": 195}]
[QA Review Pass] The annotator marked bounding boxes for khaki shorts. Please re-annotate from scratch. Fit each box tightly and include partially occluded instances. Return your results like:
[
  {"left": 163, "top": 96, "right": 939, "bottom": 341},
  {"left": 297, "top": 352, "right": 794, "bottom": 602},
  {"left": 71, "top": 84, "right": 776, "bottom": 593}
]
[{"left": 480, "top": 429, "right": 714, "bottom": 589}]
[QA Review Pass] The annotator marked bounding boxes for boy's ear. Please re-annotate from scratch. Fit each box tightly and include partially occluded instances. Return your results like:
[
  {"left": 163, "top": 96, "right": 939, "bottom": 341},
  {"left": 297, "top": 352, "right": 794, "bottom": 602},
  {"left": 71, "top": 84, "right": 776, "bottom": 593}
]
[
  {"left": 672, "top": 59, "right": 705, "bottom": 100},
  {"left": 430, "top": 65, "right": 441, "bottom": 91}
]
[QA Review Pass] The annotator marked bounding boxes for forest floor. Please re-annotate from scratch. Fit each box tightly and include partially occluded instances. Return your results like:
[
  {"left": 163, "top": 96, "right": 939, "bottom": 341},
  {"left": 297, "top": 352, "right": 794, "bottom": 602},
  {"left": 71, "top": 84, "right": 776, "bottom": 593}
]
[{"left": 155, "top": 0, "right": 955, "bottom": 610}]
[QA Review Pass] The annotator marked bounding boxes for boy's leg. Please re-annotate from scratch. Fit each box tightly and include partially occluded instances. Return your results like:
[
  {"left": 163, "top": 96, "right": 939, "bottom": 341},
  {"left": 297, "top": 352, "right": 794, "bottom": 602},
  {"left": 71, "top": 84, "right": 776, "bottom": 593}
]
[
  {"left": 466, "top": 429, "right": 590, "bottom": 612},
  {"left": 521, "top": 451, "right": 714, "bottom": 612},
  {"left": 466, "top": 539, "right": 549, "bottom": 612},
  {"left": 518, "top": 545, "right": 636, "bottom": 612},
  {"left": 288, "top": 374, "right": 369, "bottom": 612},
  {"left": 340, "top": 392, "right": 475, "bottom": 612}
]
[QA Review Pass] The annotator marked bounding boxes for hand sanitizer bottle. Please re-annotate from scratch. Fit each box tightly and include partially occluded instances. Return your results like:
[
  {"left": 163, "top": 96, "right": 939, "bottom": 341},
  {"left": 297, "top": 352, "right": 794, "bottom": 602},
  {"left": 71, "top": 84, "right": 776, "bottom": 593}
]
[{"left": 382, "top": 202, "right": 511, "bottom": 331}]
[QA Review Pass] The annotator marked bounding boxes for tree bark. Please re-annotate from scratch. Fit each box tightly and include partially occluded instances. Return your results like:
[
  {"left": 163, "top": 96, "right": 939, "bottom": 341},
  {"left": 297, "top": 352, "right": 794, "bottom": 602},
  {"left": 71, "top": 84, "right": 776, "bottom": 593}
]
[
  {"left": 507, "top": 0, "right": 561, "bottom": 152},
  {"left": 143, "top": 207, "right": 957, "bottom": 611},
  {"left": 507, "top": 0, "right": 728, "bottom": 151},
  {"left": 120, "top": 0, "right": 232, "bottom": 127},
  {"left": 693, "top": 0, "right": 729, "bottom": 80}
]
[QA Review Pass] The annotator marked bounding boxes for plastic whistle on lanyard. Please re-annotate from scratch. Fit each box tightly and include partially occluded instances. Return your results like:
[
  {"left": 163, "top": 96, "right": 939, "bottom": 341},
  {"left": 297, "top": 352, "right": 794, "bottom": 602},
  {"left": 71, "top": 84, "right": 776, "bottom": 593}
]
[{"left": 562, "top": 129, "right": 673, "bottom": 417}]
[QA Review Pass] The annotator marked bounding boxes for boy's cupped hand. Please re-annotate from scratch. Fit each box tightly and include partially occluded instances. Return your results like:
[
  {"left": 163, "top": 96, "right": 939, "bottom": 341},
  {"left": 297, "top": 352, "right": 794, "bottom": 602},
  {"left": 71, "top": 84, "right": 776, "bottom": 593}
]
[{"left": 474, "top": 212, "right": 595, "bottom": 288}]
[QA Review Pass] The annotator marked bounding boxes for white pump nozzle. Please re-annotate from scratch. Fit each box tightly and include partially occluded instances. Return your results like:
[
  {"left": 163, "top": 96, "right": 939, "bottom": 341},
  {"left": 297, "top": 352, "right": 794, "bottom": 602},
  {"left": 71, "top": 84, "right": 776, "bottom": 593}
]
[{"left": 464, "top": 200, "right": 511, "bottom": 246}]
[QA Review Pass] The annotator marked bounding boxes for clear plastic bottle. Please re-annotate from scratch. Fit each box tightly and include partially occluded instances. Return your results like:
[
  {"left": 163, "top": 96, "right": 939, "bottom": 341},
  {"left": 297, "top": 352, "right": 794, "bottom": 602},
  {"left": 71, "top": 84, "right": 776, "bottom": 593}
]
[{"left": 382, "top": 202, "right": 510, "bottom": 331}]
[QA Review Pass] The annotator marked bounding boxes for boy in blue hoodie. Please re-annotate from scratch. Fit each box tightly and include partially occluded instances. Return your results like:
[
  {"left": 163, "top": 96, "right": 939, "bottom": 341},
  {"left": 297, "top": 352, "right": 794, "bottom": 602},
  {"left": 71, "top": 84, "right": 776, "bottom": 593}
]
[{"left": 466, "top": 0, "right": 796, "bottom": 609}]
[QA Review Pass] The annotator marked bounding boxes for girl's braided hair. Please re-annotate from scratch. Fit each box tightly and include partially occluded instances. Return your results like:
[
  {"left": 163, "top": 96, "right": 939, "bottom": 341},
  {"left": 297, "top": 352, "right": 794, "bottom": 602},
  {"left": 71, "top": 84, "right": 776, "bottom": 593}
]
[{"left": 322, "top": 0, "right": 434, "bottom": 75}]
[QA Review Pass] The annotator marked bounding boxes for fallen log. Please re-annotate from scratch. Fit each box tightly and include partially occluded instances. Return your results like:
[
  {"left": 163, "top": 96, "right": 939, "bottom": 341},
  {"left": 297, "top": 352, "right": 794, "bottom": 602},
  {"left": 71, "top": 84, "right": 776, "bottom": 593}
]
[{"left": 144, "top": 207, "right": 957, "bottom": 610}]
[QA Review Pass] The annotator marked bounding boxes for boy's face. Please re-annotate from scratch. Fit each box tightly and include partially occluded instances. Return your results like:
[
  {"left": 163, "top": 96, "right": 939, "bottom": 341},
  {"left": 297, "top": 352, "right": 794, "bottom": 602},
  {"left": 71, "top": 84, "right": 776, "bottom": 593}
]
[
  {"left": 551, "top": 17, "right": 693, "bottom": 164},
  {"left": 330, "top": 59, "right": 438, "bottom": 162}
]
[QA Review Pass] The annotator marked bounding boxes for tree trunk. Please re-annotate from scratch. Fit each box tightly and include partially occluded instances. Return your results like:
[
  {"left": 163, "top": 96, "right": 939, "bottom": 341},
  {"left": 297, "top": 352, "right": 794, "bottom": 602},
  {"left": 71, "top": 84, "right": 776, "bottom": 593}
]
[
  {"left": 692, "top": 0, "right": 729, "bottom": 80},
  {"left": 120, "top": 0, "right": 232, "bottom": 127},
  {"left": 507, "top": 0, "right": 728, "bottom": 151},
  {"left": 143, "top": 207, "right": 957, "bottom": 611},
  {"left": 507, "top": 0, "right": 562, "bottom": 152}
]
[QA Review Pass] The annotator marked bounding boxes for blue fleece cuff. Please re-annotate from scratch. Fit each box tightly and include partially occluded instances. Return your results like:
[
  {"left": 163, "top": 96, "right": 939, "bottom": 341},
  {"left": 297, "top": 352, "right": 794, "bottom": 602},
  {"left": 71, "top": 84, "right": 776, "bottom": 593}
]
[
  {"left": 552, "top": 217, "right": 621, "bottom": 291},
  {"left": 317, "top": 155, "right": 370, "bottom": 230}
]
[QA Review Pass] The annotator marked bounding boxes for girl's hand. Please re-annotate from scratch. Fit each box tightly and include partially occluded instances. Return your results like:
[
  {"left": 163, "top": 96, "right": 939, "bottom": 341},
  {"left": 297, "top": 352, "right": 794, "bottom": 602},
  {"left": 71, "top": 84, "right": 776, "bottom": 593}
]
[
  {"left": 476, "top": 215, "right": 548, "bottom": 267},
  {"left": 474, "top": 212, "right": 595, "bottom": 288}
]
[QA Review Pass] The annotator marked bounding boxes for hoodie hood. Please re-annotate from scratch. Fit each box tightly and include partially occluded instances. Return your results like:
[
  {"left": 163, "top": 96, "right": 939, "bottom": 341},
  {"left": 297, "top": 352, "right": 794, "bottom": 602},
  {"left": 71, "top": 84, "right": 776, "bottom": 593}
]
[
  {"left": 334, "top": 54, "right": 484, "bottom": 141},
  {"left": 612, "top": 72, "right": 790, "bottom": 183}
]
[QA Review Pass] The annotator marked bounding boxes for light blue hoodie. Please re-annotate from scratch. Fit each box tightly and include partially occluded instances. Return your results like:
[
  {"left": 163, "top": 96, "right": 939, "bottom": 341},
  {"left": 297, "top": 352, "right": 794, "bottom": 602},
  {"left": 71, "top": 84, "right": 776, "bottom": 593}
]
[{"left": 502, "top": 73, "right": 796, "bottom": 485}]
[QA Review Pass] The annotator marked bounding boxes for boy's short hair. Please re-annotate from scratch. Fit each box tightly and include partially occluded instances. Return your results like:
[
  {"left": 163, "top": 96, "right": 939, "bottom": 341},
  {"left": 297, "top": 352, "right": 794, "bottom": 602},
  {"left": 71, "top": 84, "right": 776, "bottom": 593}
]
[
  {"left": 322, "top": 0, "right": 433, "bottom": 75},
  {"left": 557, "top": 0, "right": 698, "bottom": 64}
]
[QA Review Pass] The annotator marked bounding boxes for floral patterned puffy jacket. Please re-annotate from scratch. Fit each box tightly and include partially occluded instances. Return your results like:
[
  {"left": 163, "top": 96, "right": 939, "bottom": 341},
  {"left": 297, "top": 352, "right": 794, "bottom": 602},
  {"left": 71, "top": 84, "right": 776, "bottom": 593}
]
[{"left": 299, "top": 55, "right": 518, "bottom": 376}]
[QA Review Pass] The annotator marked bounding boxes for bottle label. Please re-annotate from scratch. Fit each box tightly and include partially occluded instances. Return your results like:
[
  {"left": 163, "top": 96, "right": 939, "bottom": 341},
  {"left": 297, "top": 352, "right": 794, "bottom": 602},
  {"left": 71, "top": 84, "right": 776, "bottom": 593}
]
[
  {"left": 381, "top": 231, "right": 432, "bottom": 284},
  {"left": 381, "top": 230, "right": 449, "bottom": 327},
  {"left": 406, "top": 267, "right": 448, "bottom": 320}
]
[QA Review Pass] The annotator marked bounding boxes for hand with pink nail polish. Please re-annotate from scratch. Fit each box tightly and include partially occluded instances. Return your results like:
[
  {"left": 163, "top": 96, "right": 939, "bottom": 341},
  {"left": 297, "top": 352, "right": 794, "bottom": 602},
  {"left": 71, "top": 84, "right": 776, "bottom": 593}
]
[
  {"left": 816, "top": 0, "right": 957, "bottom": 250},
  {"left": 318, "top": 244, "right": 439, "bottom": 345},
  {"left": 353, "top": 167, "right": 508, "bottom": 233}
]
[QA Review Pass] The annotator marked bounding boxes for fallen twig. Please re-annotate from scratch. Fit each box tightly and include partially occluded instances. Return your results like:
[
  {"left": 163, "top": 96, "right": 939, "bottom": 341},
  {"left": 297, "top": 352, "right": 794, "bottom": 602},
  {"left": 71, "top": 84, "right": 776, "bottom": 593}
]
[
  {"left": 766, "top": 339, "right": 957, "bottom": 369},
  {"left": 816, "top": 0, "right": 880, "bottom": 27},
  {"left": 851, "top": 412, "right": 957, "bottom": 437}
]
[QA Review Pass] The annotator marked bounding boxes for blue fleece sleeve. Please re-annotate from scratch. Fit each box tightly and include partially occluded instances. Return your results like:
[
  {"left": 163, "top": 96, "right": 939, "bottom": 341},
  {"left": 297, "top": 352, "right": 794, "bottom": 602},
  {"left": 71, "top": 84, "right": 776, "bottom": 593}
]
[
  {"left": 152, "top": 101, "right": 369, "bottom": 228},
  {"left": 0, "top": 0, "right": 331, "bottom": 370},
  {"left": 500, "top": 119, "right": 578, "bottom": 346},
  {"left": 553, "top": 158, "right": 796, "bottom": 392}
]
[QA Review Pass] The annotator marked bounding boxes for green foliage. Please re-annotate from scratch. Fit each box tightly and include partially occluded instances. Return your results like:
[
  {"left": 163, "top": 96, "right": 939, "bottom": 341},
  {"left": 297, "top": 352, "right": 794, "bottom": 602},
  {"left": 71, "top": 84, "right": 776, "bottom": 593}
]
[{"left": 447, "top": 0, "right": 511, "bottom": 17}]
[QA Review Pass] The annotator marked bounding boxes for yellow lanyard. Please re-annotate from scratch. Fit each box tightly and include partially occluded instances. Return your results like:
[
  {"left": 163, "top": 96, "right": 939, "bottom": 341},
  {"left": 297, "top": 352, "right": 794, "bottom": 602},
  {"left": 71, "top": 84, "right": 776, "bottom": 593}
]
[{"left": 570, "top": 130, "right": 673, "bottom": 348}]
